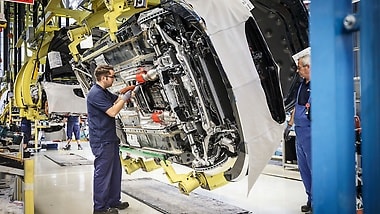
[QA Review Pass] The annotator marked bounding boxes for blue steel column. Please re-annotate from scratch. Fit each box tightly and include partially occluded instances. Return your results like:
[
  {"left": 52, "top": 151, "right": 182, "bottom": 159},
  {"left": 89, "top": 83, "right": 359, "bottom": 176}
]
[
  {"left": 310, "top": 1, "right": 356, "bottom": 214},
  {"left": 360, "top": 0, "right": 380, "bottom": 213}
]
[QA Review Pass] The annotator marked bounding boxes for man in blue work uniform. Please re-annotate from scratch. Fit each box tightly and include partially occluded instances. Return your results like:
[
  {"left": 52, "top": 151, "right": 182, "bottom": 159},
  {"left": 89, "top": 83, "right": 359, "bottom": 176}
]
[
  {"left": 21, "top": 117, "right": 31, "bottom": 146},
  {"left": 288, "top": 53, "right": 312, "bottom": 213},
  {"left": 20, "top": 117, "right": 31, "bottom": 157},
  {"left": 63, "top": 115, "right": 82, "bottom": 150},
  {"left": 87, "top": 64, "right": 134, "bottom": 214}
]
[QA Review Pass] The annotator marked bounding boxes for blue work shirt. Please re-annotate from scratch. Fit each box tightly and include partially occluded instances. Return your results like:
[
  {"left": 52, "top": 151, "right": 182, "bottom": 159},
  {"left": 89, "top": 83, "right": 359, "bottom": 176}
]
[
  {"left": 298, "top": 80, "right": 310, "bottom": 106},
  {"left": 294, "top": 79, "right": 311, "bottom": 127},
  {"left": 87, "top": 84, "right": 119, "bottom": 143},
  {"left": 67, "top": 115, "right": 79, "bottom": 125}
]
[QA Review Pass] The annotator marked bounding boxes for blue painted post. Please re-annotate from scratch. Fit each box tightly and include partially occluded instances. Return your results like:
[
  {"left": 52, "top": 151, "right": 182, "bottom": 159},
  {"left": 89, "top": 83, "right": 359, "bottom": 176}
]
[
  {"left": 310, "top": 1, "right": 356, "bottom": 213},
  {"left": 360, "top": 0, "right": 380, "bottom": 213}
]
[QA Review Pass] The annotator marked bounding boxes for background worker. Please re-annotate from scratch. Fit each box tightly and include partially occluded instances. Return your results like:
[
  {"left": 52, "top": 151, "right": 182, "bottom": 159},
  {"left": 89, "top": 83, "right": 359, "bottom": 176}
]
[
  {"left": 63, "top": 115, "right": 83, "bottom": 150},
  {"left": 20, "top": 117, "right": 31, "bottom": 146},
  {"left": 287, "top": 53, "right": 312, "bottom": 213},
  {"left": 87, "top": 64, "right": 135, "bottom": 214}
]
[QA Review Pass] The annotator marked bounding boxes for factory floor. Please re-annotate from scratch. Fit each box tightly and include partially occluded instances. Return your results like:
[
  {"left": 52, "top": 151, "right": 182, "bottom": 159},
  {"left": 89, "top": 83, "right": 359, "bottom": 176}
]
[{"left": 32, "top": 141, "right": 306, "bottom": 214}]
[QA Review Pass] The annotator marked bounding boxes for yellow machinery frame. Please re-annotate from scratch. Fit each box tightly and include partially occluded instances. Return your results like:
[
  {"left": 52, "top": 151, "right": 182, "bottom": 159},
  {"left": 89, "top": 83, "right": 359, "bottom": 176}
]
[
  {"left": 120, "top": 156, "right": 229, "bottom": 195},
  {"left": 14, "top": 0, "right": 160, "bottom": 120}
]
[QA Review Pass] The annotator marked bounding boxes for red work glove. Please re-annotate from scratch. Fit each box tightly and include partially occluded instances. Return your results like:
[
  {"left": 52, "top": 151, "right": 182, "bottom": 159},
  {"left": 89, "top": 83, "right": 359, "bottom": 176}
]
[{"left": 119, "top": 85, "right": 136, "bottom": 94}]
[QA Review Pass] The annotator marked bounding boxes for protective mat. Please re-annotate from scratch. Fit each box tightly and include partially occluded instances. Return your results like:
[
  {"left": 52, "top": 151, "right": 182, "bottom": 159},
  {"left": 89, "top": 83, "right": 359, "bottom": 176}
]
[
  {"left": 121, "top": 178, "right": 251, "bottom": 214},
  {"left": 44, "top": 153, "right": 93, "bottom": 166}
]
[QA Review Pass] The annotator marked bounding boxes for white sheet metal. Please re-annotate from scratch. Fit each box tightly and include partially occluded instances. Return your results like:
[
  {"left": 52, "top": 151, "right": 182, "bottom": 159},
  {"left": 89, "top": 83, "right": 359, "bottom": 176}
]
[
  {"left": 42, "top": 82, "right": 87, "bottom": 114},
  {"left": 187, "top": 0, "right": 284, "bottom": 194}
]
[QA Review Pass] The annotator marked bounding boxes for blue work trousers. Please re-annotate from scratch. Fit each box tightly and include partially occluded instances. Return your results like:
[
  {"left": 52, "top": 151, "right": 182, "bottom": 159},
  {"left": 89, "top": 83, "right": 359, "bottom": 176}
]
[
  {"left": 295, "top": 125, "right": 312, "bottom": 205},
  {"left": 67, "top": 122, "right": 80, "bottom": 140},
  {"left": 90, "top": 141, "right": 122, "bottom": 211}
]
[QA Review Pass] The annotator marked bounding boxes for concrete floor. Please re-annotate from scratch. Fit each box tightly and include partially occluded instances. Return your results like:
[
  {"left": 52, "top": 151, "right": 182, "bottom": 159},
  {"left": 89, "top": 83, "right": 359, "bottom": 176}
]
[{"left": 32, "top": 141, "right": 306, "bottom": 214}]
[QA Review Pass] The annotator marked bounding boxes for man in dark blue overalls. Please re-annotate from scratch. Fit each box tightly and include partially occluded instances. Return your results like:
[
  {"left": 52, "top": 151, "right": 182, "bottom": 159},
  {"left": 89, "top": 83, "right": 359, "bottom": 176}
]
[
  {"left": 288, "top": 54, "right": 312, "bottom": 213},
  {"left": 87, "top": 64, "right": 134, "bottom": 214}
]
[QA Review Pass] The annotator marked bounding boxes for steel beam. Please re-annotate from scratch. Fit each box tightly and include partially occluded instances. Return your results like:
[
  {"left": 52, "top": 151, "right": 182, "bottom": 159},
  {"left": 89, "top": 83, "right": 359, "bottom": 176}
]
[
  {"left": 310, "top": 1, "right": 356, "bottom": 213},
  {"left": 360, "top": 0, "right": 380, "bottom": 213}
]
